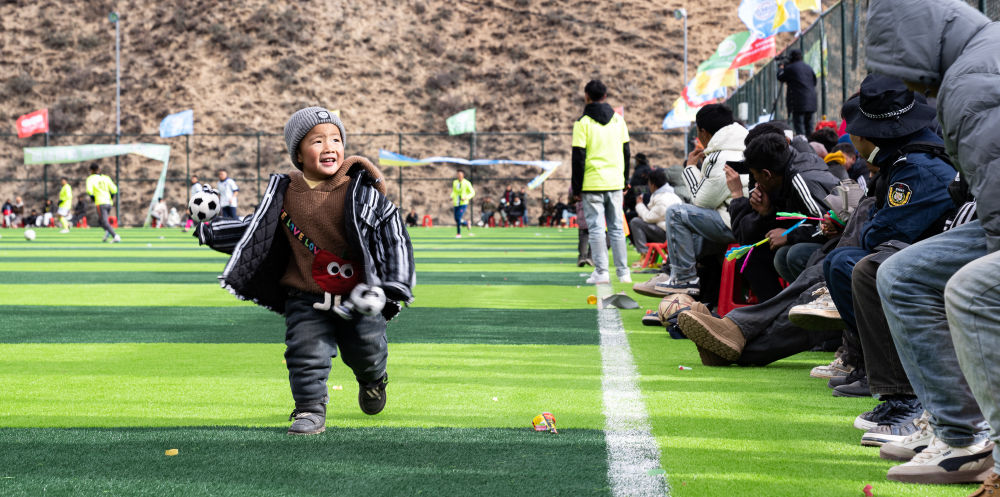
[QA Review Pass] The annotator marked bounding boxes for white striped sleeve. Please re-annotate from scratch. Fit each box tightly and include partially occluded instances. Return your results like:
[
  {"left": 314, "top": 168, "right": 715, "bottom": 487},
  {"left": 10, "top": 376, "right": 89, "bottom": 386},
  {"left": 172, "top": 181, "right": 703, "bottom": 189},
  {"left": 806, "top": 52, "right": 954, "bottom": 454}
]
[{"left": 792, "top": 173, "right": 824, "bottom": 218}]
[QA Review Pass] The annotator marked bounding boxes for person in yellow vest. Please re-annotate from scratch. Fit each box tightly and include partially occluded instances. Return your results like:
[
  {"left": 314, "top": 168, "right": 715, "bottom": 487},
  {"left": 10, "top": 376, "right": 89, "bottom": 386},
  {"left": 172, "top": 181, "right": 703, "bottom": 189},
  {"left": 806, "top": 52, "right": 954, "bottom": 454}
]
[
  {"left": 571, "top": 79, "right": 631, "bottom": 284},
  {"left": 85, "top": 163, "right": 120, "bottom": 243},
  {"left": 450, "top": 169, "right": 475, "bottom": 238},
  {"left": 57, "top": 177, "right": 73, "bottom": 233}
]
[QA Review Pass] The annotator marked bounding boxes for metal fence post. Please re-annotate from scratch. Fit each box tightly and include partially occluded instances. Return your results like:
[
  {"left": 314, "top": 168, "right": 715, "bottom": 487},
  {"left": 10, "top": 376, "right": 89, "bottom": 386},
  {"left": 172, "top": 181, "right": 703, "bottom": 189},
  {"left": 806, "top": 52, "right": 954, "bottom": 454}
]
[
  {"left": 397, "top": 133, "right": 403, "bottom": 207},
  {"left": 114, "top": 134, "right": 120, "bottom": 222},
  {"left": 819, "top": 12, "right": 828, "bottom": 117},
  {"left": 43, "top": 133, "right": 49, "bottom": 200},
  {"left": 185, "top": 134, "right": 190, "bottom": 208},
  {"left": 256, "top": 132, "right": 262, "bottom": 203},
  {"left": 841, "top": 1, "right": 848, "bottom": 103}
]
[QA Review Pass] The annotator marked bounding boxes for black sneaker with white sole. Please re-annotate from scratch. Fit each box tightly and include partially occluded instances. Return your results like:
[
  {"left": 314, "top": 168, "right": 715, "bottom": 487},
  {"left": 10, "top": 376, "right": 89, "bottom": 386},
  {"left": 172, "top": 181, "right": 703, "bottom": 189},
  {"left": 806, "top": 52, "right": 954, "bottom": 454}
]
[
  {"left": 654, "top": 277, "right": 700, "bottom": 297},
  {"left": 855, "top": 396, "right": 922, "bottom": 431},
  {"left": 359, "top": 374, "right": 388, "bottom": 415},
  {"left": 287, "top": 403, "right": 326, "bottom": 435}
]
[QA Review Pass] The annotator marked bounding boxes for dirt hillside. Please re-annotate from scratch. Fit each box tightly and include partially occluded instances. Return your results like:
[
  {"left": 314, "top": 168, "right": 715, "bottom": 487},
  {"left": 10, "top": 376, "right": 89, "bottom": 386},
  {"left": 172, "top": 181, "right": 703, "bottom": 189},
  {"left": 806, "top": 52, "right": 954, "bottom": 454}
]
[{"left": 0, "top": 0, "right": 825, "bottom": 226}]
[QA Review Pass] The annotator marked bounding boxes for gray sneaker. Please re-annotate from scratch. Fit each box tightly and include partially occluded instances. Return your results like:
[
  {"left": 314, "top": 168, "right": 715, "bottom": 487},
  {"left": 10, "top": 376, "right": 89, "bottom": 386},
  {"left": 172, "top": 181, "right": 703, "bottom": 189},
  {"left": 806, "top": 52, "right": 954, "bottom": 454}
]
[
  {"left": 788, "top": 286, "right": 845, "bottom": 330},
  {"left": 632, "top": 273, "right": 671, "bottom": 297},
  {"left": 287, "top": 403, "right": 326, "bottom": 435}
]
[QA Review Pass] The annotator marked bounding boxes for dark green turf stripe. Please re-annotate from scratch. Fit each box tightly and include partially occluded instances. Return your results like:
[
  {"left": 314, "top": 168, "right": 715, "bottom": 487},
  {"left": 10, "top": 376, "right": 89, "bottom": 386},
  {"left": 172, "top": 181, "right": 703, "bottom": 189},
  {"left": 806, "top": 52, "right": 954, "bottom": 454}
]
[
  {"left": 388, "top": 308, "right": 597, "bottom": 345},
  {"left": 0, "top": 427, "right": 609, "bottom": 497},
  {"left": 0, "top": 256, "right": 574, "bottom": 264},
  {"left": 0, "top": 307, "right": 598, "bottom": 345},
  {"left": 0, "top": 271, "right": 587, "bottom": 285}
]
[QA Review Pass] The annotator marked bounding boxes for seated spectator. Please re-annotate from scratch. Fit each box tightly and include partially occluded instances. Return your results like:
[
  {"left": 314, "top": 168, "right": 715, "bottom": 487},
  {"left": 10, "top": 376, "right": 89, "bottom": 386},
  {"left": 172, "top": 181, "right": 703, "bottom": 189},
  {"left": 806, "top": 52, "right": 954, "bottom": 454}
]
[
  {"left": 809, "top": 127, "right": 840, "bottom": 157},
  {"left": 624, "top": 153, "right": 653, "bottom": 223},
  {"left": 864, "top": 0, "right": 1000, "bottom": 486},
  {"left": 726, "top": 125, "right": 840, "bottom": 295},
  {"left": 11, "top": 196, "right": 24, "bottom": 227},
  {"left": 151, "top": 198, "right": 168, "bottom": 228},
  {"left": 24, "top": 209, "right": 39, "bottom": 227},
  {"left": 825, "top": 142, "right": 870, "bottom": 192},
  {"left": 166, "top": 207, "right": 182, "bottom": 228},
  {"left": 675, "top": 194, "right": 878, "bottom": 368},
  {"left": 647, "top": 104, "right": 747, "bottom": 297},
  {"left": 1, "top": 199, "right": 12, "bottom": 227},
  {"left": 37, "top": 200, "right": 54, "bottom": 227},
  {"left": 809, "top": 141, "right": 829, "bottom": 160},
  {"left": 628, "top": 168, "right": 681, "bottom": 257},
  {"left": 72, "top": 199, "right": 88, "bottom": 227},
  {"left": 405, "top": 209, "right": 419, "bottom": 227},
  {"left": 538, "top": 196, "right": 556, "bottom": 226},
  {"left": 507, "top": 197, "right": 526, "bottom": 226},
  {"left": 479, "top": 197, "right": 496, "bottom": 227},
  {"left": 553, "top": 196, "right": 570, "bottom": 226},
  {"left": 517, "top": 187, "right": 529, "bottom": 226}
]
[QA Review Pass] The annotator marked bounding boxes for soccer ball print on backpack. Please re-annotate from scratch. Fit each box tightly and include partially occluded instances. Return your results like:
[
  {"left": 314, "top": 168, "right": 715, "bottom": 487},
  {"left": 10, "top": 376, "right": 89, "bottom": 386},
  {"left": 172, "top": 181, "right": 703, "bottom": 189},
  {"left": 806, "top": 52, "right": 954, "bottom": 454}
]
[{"left": 189, "top": 187, "right": 221, "bottom": 223}]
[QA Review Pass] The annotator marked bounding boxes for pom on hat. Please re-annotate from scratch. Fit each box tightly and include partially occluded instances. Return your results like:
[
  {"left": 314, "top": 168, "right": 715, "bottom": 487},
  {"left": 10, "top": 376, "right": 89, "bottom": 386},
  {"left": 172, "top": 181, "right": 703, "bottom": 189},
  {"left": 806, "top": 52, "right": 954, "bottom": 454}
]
[{"left": 283, "top": 107, "right": 346, "bottom": 170}]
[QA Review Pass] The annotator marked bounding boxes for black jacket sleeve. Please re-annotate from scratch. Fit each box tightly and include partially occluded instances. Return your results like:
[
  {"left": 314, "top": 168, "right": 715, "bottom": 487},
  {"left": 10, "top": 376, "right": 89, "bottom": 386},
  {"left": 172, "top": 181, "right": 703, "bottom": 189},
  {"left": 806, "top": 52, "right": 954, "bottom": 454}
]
[
  {"left": 571, "top": 146, "right": 586, "bottom": 196},
  {"left": 728, "top": 197, "right": 772, "bottom": 245},
  {"left": 623, "top": 142, "right": 631, "bottom": 186}
]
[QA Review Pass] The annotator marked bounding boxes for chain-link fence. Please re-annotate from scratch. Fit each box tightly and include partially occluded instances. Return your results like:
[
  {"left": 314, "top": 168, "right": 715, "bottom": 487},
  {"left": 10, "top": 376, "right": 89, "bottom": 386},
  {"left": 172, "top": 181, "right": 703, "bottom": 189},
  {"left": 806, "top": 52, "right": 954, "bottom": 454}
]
[
  {"left": 0, "top": 129, "right": 683, "bottom": 227},
  {"left": 726, "top": 0, "right": 1000, "bottom": 127}
]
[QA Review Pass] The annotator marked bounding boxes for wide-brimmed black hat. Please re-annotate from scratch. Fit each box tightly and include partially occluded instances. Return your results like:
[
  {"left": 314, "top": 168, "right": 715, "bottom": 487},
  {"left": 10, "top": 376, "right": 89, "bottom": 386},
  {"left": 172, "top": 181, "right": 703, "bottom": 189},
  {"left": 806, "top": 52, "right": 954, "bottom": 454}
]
[{"left": 843, "top": 74, "right": 937, "bottom": 140}]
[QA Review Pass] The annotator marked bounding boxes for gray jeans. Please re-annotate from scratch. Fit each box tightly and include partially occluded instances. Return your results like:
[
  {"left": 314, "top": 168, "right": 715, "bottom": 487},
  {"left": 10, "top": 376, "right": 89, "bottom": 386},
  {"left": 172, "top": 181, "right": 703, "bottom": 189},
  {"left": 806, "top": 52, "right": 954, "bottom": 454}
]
[
  {"left": 878, "top": 221, "right": 989, "bottom": 446},
  {"left": 628, "top": 217, "right": 666, "bottom": 255},
  {"left": 581, "top": 191, "right": 628, "bottom": 277},
  {"left": 284, "top": 294, "right": 388, "bottom": 405},
  {"left": 947, "top": 249, "right": 1000, "bottom": 472},
  {"left": 97, "top": 204, "right": 117, "bottom": 237},
  {"left": 664, "top": 203, "right": 734, "bottom": 281}
]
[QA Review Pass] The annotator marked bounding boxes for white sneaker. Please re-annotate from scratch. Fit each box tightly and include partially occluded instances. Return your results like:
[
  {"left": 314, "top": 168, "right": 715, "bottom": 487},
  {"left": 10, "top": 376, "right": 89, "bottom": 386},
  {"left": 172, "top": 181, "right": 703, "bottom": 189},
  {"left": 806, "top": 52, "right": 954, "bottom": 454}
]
[
  {"left": 455, "top": 234, "right": 462, "bottom": 239},
  {"left": 810, "top": 357, "right": 854, "bottom": 379},
  {"left": 585, "top": 270, "right": 610, "bottom": 285},
  {"left": 788, "top": 286, "right": 844, "bottom": 330},
  {"left": 112, "top": 234, "right": 121, "bottom": 243},
  {"left": 886, "top": 435, "right": 994, "bottom": 484},
  {"left": 880, "top": 411, "right": 933, "bottom": 461},
  {"left": 59, "top": 229, "right": 69, "bottom": 233},
  {"left": 618, "top": 270, "right": 632, "bottom": 284}
]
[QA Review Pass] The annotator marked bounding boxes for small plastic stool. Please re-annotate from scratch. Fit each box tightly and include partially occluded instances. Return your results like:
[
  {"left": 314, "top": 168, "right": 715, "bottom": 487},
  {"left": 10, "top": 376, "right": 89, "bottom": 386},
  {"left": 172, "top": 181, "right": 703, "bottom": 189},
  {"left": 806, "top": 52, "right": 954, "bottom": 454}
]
[
  {"left": 421, "top": 215, "right": 433, "bottom": 227},
  {"left": 639, "top": 242, "right": 668, "bottom": 268},
  {"left": 568, "top": 216, "right": 578, "bottom": 228},
  {"left": 717, "top": 244, "right": 758, "bottom": 316}
]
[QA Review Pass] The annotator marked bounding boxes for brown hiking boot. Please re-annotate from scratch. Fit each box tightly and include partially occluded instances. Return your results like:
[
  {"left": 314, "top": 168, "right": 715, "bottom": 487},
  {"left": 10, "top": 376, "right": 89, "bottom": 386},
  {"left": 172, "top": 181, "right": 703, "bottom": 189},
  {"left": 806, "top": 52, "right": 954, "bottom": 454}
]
[
  {"left": 678, "top": 311, "right": 745, "bottom": 361},
  {"left": 696, "top": 344, "right": 734, "bottom": 366},
  {"left": 970, "top": 471, "right": 1000, "bottom": 496}
]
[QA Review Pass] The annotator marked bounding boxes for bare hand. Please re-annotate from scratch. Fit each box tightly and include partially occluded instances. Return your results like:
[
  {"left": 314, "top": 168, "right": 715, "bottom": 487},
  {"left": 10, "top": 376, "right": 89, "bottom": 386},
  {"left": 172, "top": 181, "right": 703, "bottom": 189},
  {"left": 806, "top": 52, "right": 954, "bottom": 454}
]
[
  {"left": 767, "top": 228, "right": 788, "bottom": 249},
  {"left": 724, "top": 166, "right": 743, "bottom": 198},
  {"left": 686, "top": 145, "right": 705, "bottom": 167},
  {"left": 820, "top": 214, "right": 841, "bottom": 238},
  {"left": 749, "top": 188, "right": 772, "bottom": 215}
]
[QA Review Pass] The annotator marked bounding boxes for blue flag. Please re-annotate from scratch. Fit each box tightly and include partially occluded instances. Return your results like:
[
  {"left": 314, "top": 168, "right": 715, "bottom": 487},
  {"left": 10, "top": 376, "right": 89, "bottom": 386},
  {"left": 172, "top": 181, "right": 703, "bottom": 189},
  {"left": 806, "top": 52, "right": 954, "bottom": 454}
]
[{"left": 159, "top": 109, "right": 193, "bottom": 138}]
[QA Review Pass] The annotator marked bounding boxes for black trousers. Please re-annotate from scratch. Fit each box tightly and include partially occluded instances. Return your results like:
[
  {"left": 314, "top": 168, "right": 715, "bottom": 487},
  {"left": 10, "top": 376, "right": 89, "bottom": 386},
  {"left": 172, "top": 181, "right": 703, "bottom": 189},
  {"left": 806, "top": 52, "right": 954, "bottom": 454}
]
[
  {"left": 853, "top": 254, "right": 914, "bottom": 396},
  {"left": 728, "top": 263, "right": 842, "bottom": 366},
  {"left": 283, "top": 295, "right": 388, "bottom": 405}
]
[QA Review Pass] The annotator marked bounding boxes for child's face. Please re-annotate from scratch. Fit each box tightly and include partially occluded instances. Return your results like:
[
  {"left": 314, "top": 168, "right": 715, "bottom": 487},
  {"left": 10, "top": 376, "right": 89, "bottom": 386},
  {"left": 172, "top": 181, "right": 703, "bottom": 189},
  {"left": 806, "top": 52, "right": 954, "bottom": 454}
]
[{"left": 297, "top": 123, "right": 344, "bottom": 181}]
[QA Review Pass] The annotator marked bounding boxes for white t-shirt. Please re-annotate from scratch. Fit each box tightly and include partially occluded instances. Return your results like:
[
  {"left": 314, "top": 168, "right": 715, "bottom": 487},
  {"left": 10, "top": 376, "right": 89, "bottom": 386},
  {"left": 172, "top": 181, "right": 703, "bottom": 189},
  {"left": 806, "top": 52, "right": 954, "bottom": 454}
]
[
  {"left": 218, "top": 178, "right": 239, "bottom": 207},
  {"left": 190, "top": 182, "right": 202, "bottom": 198}
]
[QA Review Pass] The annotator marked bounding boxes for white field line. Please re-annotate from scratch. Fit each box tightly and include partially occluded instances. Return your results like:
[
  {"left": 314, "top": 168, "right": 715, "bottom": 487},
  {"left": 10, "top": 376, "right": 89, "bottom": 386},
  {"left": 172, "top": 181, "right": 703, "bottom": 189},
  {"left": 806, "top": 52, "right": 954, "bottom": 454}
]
[{"left": 597, "top": 283, "right": 670, "bottom": 496}]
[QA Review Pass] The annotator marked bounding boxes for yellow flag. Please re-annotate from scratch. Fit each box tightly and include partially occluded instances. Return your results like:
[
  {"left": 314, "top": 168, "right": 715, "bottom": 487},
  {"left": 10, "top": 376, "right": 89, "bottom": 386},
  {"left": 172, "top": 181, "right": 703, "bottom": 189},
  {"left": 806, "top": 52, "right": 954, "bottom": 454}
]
[
  {"left": 794, "top": 0, "right": 821, "bottom": 11},
  {"left": 772, "top": 2, "right": 788, "bottom": 32}
]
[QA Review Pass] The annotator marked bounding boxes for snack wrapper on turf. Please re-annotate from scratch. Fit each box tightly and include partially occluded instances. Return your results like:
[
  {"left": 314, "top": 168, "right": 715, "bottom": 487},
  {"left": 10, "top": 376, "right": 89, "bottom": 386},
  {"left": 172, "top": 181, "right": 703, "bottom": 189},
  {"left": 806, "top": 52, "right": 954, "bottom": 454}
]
[{"left": 532, "top": 412, "right": 558, "bottom": 433}]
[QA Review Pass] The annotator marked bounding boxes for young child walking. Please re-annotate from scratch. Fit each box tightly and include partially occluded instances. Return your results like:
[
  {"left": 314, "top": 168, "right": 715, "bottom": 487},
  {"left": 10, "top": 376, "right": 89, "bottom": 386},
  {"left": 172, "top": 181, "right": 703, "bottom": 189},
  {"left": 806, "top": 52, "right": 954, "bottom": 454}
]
[{"left": 195, "top": 106, "right": 415, "bottom": 435}]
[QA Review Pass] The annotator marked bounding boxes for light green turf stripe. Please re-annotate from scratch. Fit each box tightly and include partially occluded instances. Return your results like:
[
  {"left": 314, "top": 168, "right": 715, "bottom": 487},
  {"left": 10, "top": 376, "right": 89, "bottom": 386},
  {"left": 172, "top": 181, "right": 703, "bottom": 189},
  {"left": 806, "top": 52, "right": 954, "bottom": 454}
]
[
  {"left": 0, "top": 262, "right": 226, "bottom": 272},
  {"left": 0, "top": 343, "right": 604, "bottom": 429},
  {"left": 0, "top": 249, "right": 226, "bottom": 258},
  {"left": 0, "top": 283, "right": 599, "bottom": 308}
]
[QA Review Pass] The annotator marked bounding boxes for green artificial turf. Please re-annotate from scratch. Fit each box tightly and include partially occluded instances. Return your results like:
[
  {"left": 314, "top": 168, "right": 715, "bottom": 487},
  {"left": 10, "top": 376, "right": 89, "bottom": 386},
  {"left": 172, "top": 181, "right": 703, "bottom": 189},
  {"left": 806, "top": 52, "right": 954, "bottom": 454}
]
[
  {"left": 0, "top": 427, "right": 610, "bottom": 497},
  {"left": 0, "top": 307, "right": 597, "bottom": 346},
  {"left": 0, "top": 226, "right": 977, "bottom": 497}
]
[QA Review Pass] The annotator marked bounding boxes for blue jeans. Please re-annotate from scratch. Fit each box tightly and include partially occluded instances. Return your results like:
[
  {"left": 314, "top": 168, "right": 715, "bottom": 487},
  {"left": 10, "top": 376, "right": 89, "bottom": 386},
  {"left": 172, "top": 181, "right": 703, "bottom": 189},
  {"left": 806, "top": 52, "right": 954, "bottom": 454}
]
[
  {"left": 663, "top": 204, "right": 734, "bottom": 281},
  {"left": 774, "top": 242, "right": 822, "bottom": 283},
  {"left": 221, "top": 206, "right": 237, "bottom": 219},
  {"left": 947, "top": 249, "right": 1000, "bottom": 471},
  {"left": 824, "top": 246, "right": 869, "bottom": 335},
  {"left": 581, "top": 191, "right": 628, "bottom": 277},
  {"left": 878, "top": 221, "right": 989, "bottom": 446},
  {"left": 453, "top": 204, "right": 467, "bottom": 234}
]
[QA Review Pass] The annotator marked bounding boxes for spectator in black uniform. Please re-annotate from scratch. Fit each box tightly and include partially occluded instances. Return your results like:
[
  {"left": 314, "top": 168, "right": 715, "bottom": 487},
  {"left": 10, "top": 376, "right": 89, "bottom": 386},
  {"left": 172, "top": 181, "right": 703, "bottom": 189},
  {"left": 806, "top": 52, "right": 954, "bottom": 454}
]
[{"left": 777, "top": 49, "right": 818, "bottom": 136}]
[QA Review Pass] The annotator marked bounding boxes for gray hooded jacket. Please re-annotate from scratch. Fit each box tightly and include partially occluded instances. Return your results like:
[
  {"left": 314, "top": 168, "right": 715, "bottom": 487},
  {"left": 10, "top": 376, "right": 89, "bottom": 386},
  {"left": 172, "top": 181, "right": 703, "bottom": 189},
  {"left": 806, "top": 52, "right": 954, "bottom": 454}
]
[{"left": 867, "top": 0, "right": 1000, "bottom": 252}]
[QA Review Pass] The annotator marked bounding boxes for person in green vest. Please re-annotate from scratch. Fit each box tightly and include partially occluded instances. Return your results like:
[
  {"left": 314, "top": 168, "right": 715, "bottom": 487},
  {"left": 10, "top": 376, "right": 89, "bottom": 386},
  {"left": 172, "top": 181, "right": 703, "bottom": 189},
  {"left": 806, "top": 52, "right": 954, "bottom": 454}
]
[
  {"left": 85, "top": 163, "right": 120, "bottom": 243},
  {"left": 57, "top": 177, "right": 73, "bottom": 233},
  {"left": 451, "top": 169, "right": 475, "bottom": 238},
  {"left": 571, "top": 79, "right": 631, "bottom": 284}
]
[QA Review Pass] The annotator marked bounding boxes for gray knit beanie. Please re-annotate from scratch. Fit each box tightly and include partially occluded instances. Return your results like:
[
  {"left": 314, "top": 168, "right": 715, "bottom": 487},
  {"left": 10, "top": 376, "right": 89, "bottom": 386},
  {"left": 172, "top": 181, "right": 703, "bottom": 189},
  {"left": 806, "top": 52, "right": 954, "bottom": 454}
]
[{"left": 283, "top": 106, "right": 347, "bottom": 170}]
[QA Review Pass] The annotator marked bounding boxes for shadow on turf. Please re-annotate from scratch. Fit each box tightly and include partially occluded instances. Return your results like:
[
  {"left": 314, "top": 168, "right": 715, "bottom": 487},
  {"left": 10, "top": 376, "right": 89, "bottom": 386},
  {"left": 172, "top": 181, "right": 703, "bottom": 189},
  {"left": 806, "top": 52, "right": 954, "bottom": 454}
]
[{"left": 0, "top": 426, "right": 611, "bottom": 497}]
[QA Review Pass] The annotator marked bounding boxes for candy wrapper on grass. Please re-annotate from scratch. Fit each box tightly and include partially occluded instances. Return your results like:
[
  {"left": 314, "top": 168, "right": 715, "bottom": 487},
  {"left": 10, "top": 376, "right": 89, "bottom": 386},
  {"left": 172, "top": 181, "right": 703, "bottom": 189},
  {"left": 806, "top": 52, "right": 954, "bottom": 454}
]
[{"left": 532, "top": 412, "right": 558, "bottom": 433}]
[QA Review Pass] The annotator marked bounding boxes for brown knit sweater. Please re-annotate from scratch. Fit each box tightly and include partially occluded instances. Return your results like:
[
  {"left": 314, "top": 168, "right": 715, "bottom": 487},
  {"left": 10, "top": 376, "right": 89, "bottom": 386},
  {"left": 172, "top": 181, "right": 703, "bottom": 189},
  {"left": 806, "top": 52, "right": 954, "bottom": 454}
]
[{"left": 278, "top": 168, "right": 358, "bottom": 295}]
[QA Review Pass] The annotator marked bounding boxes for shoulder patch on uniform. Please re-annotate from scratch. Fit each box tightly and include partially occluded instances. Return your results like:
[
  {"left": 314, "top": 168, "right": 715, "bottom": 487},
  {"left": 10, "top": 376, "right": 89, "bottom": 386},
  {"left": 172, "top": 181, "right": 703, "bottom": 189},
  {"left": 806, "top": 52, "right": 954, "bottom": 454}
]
[{"left": 888, "top": 182, "right": 912, "bottom": 207}]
